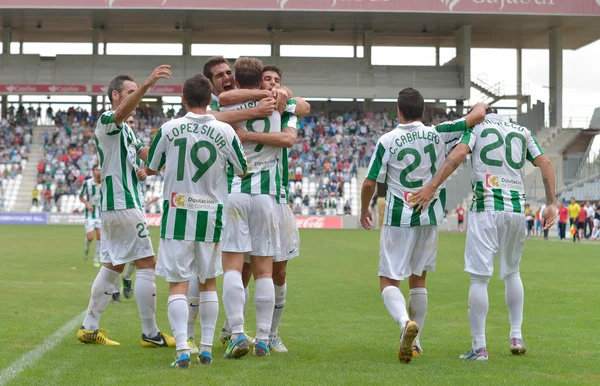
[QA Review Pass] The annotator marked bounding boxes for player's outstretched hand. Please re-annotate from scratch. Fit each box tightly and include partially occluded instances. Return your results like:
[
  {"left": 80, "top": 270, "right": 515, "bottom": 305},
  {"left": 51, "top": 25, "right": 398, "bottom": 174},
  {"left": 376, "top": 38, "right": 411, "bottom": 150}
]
[
  {"left": 257, "top": 97, "right": 277, "bottom": 117},
  {"left": 136, "top": 169, "right": 148, "bottom": 182},
  {"left": 542, "top": 204, "right": 557, "bottom": 230},
  {"left": 360, "top": 209, "right": 372, "bottom": 230},
  {"left": 145, "top": 65, "right": 172, "bottom": 87},
  {"left": 274, "top": 89, "right": 288, "bottom": 114},
  {"left": 410, "top": 185, "right": 435, "bottom": 212}
]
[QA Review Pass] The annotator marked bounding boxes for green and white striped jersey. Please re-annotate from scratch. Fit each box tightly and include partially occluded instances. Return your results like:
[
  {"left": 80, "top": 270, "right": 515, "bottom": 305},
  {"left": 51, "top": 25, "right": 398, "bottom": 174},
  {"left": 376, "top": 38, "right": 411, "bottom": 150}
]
[
  {"left": 94, "top": 110, "right": 145, "bottom": 212},
  {"left": 79, "top": 178, "right": 101, "bottom": 220},
  {"left": 147, "top": 112, "right": 247, "bottom": 242},
  {"left": 208, "top": 94, "right": 220, "bottom": 112},
  {"left": 279, "top": 111, "right": 299, "bottom": 203},
  {"left": 367, "top": 119, "right": 468, "bottom": 227},
  {"left": 459, "top": 114, "right": 543, "bottom": 213},
  {"left": 220, "top": 100, "right": 282, "bottom": 197}
]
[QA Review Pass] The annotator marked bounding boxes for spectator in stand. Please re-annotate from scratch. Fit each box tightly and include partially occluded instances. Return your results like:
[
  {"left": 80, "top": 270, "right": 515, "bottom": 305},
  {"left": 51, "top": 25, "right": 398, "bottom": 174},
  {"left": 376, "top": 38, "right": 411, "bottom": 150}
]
[
  {"left": 32, "top": 187, "right": 39, "bottom": 207},
  {"left": 568, "top": 197, "right": 580, "bottom": 242},
  {"left": 557, "top": 201, "right": 568, "bottom": 240},
  {"left": 344, "top": 200, "right": 351, "bottom": 215},
  {"left": 456, "top": 204, "right": 466, "bottom": 232}
]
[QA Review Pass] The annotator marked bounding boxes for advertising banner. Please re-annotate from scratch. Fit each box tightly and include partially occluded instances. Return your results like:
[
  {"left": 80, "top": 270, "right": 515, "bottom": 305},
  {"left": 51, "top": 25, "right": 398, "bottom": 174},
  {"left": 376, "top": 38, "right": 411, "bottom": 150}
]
[
  {"left": 91, "top": 84, "right": 182, "bottom": 96},
  {"left": 47, "top": 214, "right": 86, "bottom": 225},
  {"left": 295, "top": 216, "right": 343, "bottom": 229},
  {"left": 1, "top": 0, "right": 598, "bottom": 16},
  {"left": 0, "top": 213, "right": 48, "bottom": 225},
  {"left": 0, "top": 84, "right": 87, "bottom": 94}
]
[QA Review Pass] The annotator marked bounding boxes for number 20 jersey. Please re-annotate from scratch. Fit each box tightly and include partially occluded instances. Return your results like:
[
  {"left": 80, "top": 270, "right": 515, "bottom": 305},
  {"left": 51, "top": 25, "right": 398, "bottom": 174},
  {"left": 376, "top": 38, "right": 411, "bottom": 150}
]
[
  {"left": 367, "top": 119, "right": 468, "bottom": 227},
  {"left": 458, "top": 114, "right": 543, "bottom": 214},
  {"left": 220, "top": 101, "right": 282, "bottom": 197}
]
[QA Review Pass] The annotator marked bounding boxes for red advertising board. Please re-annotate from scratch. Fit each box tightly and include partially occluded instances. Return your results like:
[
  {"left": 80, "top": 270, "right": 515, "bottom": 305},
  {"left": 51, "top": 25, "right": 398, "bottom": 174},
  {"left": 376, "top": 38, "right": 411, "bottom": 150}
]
[
  {"left": 0, "top": 0, "right": 598, "bottom": 16},
  {"left": 295, "top": 216, "right": 343, "bottom": 229},
  {"left": 0, "top": 84, "right": 87, "bottom": 94},
  {"left": 91, "top": 84, "right": 182, "bottom": 96},
  {"left": 146, "top": 214, "right": 343, "bottom": 229}
]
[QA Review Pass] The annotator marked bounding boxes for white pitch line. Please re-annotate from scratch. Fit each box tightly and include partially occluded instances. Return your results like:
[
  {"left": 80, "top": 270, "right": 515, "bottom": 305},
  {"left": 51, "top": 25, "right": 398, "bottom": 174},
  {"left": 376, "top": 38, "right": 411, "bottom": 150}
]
[{"left": 0, "top": 310, "right": 85, "bottom": 386}]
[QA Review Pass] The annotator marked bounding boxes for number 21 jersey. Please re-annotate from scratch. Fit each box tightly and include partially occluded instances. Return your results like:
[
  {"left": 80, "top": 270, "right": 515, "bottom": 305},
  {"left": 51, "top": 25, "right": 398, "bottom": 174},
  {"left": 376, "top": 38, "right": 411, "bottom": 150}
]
[{"left": 367, "top": 119, "right": 468, "bottom": 227}]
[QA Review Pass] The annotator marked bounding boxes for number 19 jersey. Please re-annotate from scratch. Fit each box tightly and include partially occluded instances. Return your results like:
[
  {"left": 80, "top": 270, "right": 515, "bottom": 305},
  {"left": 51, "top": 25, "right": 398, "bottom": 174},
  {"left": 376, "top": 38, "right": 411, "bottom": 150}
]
[
  {"left": 458, "top": 114, "right": 543, "bottom": 213},
  {"left": 220, "top": 100, "right": 282, "bottom": 197},
  {"left": 367, "top": 119, "right": 468, "bottom": 227},
  {"left": 147, "top": 112, "right": 247, "bottom": 242}
]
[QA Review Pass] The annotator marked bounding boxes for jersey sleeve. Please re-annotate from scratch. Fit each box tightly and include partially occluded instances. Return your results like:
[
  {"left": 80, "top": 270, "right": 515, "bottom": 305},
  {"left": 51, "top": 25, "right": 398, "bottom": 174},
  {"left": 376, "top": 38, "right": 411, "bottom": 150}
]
[
  {"left": 226, "top": 126, "right": 248, "bottom": 176},
  {"left": 284, "top": 98, "right": 297, "bottom": 114},
  {"left": 147, "top": 127, "right": 167, "bottom": 172},
  {"left": 366, "top": 137, "right": 389, "bottom": 183},
  {"left": 526, "top": 132, "right": 544, "bottom": 163},
  {"left": 458, "top": 126, "right": 477, "bottom": 152},
  {"left": 98, "top": 111, "right": 123, "bottom": 135},
  {"left": 434, "top": 118, "right": 468, "bottom": 144},
  {"left": 282, "top": 112, "right": 299, "bottom": 131},
  {"left": 79, "top": 181, "right": 88, "bottom": 198},
  {"left": 209, "top": 98, "right": 221, "bottom": 112}
]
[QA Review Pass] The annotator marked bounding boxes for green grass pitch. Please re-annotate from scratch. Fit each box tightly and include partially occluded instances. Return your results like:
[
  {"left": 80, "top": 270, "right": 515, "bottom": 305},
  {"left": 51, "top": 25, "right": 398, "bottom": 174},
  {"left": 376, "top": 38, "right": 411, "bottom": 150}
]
[{"left": 0, "top": 225, "right": 598, "bottom": 385}]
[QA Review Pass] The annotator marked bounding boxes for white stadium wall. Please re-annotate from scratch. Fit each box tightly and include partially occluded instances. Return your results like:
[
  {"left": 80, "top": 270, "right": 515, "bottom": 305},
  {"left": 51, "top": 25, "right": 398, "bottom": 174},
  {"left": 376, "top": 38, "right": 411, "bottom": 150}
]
[{"left": 0, "top": 55, "right": 467, "bottom": 100}]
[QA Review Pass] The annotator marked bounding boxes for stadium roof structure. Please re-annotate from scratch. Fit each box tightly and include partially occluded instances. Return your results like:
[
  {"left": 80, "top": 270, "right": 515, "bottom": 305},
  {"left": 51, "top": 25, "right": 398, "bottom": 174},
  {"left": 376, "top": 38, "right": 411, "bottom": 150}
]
[{"left": 1, "top": 0, "right": 600, "bottom": 49}]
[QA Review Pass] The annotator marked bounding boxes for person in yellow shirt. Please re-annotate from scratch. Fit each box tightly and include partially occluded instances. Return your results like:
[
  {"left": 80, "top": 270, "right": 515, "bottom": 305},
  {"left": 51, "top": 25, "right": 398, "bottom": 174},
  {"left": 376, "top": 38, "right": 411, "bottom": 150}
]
[
  {"left": 32, "top": 188, "right": 39, "bottom": 207},
  {"left": 568, "top": 197, "right": 581, "bottom": 226}
]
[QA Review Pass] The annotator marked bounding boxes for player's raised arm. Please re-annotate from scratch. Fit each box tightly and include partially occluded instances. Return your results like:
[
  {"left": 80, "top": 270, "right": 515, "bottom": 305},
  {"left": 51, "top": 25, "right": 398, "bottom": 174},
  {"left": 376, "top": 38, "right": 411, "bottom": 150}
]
[
  {"left": 114, "top": 65, "right": 172, "bottom": 125},
  {"left": 209, "top": 98, "right": 276, "bottom": 125},
  {"left": 218, "top": 89, "right": 273, "bottom": 106},
  {"left": 433, "top": 102, "right": 489, "bottom": 144},
  {"left": 410, "top": 141, "right": 472, "bottom": 212}
]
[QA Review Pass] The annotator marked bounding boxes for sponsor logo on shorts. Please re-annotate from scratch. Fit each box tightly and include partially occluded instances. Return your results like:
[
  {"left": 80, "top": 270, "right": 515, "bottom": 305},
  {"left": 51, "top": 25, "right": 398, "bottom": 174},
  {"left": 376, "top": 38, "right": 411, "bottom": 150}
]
[
  {"left": 485, "top": 174, "right": 523, "bottom": 192},
  {"left": 171, "top": 192, "right": 219, "bottom": 211}
]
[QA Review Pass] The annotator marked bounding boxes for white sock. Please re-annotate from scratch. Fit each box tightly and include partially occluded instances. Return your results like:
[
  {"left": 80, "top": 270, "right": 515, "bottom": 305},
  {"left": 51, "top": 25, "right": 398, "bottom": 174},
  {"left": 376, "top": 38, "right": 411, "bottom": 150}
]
[
  {"left": 382, "top": 286, "right": 410, "bottom": 328},
  {"left": 85, "top": 238, "right": 91, "bottom": 251},
  {"left": 123, "top": 262, "right": 136, "bottom": 280},
  {"left": 222, "top": 270, "right": 245, "bottom": 336},
  {"left": 504, "top": 272, "right": 524, "bottom": 340},
  {"left": 187, "top": 279, "right": 199, "bottom": 339},
  {"left": 113, "top": 281, "right": 120, "bottom": 294},
  {"left": 270, "top": 283, "right": 286, "bottom": 336},
  {"left": 469, "top": 274, "right": 490, "bottom": 350},
  {"left": 93, "top": 239, "right": 101, "bottom": 262},
  {"left": 199, "top": 291, "right": 219, "bottom": 351},
  {"left": 168, "top": 294, "right": 189, "bottom": 352},
  {"left": 254, "top": 278, "right": 275, "bottom": 341},
  {"left": 243, "top": 286, "right": 250, "bottom": 318},
  {"left": 82, "top": 266, "right": 120, "bottom": 330},
  {"left": 135, "top": 269, "right": 160, "bottom": 337},
  {"left": 408, "top": 288, "right": 427, "bottom": 338}
]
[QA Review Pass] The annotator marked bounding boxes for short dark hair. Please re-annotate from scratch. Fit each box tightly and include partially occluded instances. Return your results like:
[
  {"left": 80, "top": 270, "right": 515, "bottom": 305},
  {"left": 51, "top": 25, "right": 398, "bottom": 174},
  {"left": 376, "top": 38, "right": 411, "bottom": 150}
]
[
  {"left": 397, "top": 88, "right": 424, "bottom": 121},
  {"left": 233, "top": 57, "right": 263, "bottom": 89},
  {"left": 203, "top": 56, "right": 229, "bottom": 83},
  {"left": 183, "top": 74, "right": 212, "bottom": 109},
  {"left": 107, "top": 74, "right": 135, "bottom": 104},
  {"left": 263, "top": 65, "right": 283, "bottom": 78}
]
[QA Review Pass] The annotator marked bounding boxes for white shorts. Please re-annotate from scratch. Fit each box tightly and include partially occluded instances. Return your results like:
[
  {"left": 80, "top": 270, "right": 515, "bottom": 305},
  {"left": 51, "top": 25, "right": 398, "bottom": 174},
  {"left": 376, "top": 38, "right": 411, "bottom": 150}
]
[
  {"left": 156, "top": 239, "right": 222, "bottom": 283},
  {"left": 274, "top": 204, "right": 300, "bottom": 262},
  {"left": 85, "top": 219, "right": 101, "bottom": 234},
  {"left": 594, "top": 219, "right": 600, "bottom": 228},
  {"left": 100, "top": 208, "right": 155, "bottom": 265},
  {"left": 465, "top": 211, "right": 525, "bottom": 279},
  {"left": 378, "top": 225, "right": 437, "bottom": 281},
  {"left": 222, "top": 193, "right": 280, "bottom": 257}
]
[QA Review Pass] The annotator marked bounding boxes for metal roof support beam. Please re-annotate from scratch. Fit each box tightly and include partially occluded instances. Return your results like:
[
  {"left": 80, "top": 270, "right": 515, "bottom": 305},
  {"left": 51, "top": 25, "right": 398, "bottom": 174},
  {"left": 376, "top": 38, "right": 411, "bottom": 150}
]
[
  {"left": 92, "top": 27, "right": 99, "bottom": 55},
  {"left": 271, "top": 29, "right": 281, "bottom": 66},
  {"left": 455, "top": 25, "right": 471, "bottom": 98},
  {"left": 182, "top": 28, "right": 191, "bottom": 56},
  {"left": 517, "top": 46, "right": 523, "bottom": 119},
  {"left": 549, "top": 27, "right": 563, "bottom": 128},
  {"left": 1, "top": 27, "right": 11, "bottom": 55},
  {"left": 363, "top": 30, "right": 372, "bottom": 66}
]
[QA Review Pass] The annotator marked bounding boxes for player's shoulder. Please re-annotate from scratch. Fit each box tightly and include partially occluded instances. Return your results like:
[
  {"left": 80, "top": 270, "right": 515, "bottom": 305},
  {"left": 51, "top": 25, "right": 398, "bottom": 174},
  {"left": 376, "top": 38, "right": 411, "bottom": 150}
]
[{"left": 98, "top": 110, "right": 117, "bottom": 125}]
